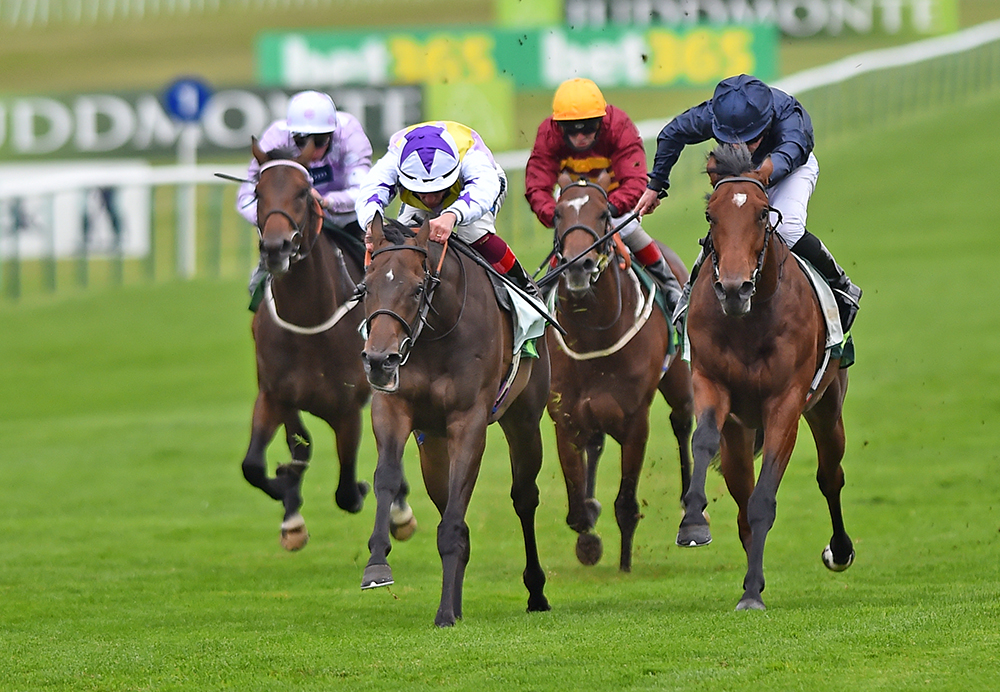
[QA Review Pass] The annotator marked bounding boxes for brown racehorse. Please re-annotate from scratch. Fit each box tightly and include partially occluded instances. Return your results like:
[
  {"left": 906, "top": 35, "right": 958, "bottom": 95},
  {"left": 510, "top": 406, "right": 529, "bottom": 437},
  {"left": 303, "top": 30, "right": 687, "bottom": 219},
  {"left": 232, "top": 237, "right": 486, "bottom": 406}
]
[
  {"left": 359, "top": 215, "right": 551, "bottom": 627},
  {"left": 544, "top": 175, "right": 693, "bottom": 572},
  {"left": 676, "top": 143, "right": 855, "bottom": 610},
  {"left": 241, "top": 138, "right": 414, "bottom": 551}
]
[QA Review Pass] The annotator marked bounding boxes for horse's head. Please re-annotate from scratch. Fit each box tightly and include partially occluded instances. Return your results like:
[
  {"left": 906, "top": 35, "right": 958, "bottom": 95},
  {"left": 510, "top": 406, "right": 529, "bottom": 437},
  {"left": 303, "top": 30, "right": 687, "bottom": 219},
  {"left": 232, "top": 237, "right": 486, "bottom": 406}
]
[
  {"left": 360, "top": 215, "right": 434, "bottom": 392},
  {"left": 703, "top": 143, "right": 778, "bottom": 317},
  {"left": 252, "top": 136, "right": 323, "bottom": 275},
  {"left": 552, "top": 172, "right": 613, "bottom": 293}
]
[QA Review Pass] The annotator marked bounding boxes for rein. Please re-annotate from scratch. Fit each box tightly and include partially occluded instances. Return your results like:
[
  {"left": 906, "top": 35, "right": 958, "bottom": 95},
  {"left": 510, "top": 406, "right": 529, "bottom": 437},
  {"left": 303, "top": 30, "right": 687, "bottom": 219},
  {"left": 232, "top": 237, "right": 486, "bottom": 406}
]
[{"left": 705, "top": 176, "right": 783, "bottom": 297}]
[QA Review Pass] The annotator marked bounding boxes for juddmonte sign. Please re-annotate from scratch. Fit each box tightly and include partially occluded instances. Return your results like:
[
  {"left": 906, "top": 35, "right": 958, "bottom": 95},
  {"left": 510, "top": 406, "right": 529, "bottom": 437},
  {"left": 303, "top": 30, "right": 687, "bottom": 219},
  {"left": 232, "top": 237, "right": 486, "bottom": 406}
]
[
  {"left": 256, "top": 24, "right": 777, "bottom": 89},
  {"left": 0, "top": 86, "right": 421, "bottom": 160},
  {"left": 563, "top": 0, "right": 959, "bottom": 37}
]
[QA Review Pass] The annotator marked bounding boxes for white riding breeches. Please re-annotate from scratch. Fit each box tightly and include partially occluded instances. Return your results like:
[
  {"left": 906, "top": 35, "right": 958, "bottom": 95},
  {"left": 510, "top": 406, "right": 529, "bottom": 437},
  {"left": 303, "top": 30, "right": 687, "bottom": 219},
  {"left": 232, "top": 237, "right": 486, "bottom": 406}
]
[{"left": 768, "top": 152, "right": 818, "bottom": 247}]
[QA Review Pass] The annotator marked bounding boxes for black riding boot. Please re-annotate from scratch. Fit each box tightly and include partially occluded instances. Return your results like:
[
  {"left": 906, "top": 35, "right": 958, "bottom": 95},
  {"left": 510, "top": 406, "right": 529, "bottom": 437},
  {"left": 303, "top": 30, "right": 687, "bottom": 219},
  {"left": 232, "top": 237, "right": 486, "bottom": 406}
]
[
  {"left": 791, "top": 231, "right": 862, "bottom": 332},
  {"left": 503, "top": 259, "right": 540, "bottom": 298},
  {"left": 643, "top": 257, "right": 683, "bottom": 319}
]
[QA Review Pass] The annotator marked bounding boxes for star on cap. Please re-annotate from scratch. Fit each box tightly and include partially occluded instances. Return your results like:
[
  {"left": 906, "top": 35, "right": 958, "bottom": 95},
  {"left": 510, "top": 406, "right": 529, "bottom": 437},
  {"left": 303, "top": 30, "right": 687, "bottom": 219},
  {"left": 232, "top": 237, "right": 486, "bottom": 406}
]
[{"left": 401, "top": 125, "right": 452, "bottom": 172}]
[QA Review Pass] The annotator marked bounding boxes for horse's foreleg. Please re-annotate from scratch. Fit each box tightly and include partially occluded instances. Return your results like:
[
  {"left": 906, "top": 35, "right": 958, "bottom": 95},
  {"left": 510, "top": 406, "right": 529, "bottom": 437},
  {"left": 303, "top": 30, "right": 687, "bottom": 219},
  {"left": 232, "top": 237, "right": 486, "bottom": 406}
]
[
  {"left": 615, "top": 418, "right": 649, "bottom": 573},
  {"left": 805, "top": 371, "right": 855, "bottom": 572},
  {"left": 330, "top": 409, "right": 368, "bottom": 514},
  {"left": 718, "top": 422, "right": 757, "bottom": 555},
  {"left": 361, "top": 396, "right": 411, "bottom": 591},
  {"left": 432, "top": 417, "right": 487, "bottom": 627},
  {"left": 678, "top": 384, "right": 727, "bottom": 547},
  {"left": 500, "top": 409, "right": 551, "bottom": 617},
  {"left": 737, "top": 405, "right": 799, "bottom": 611},
  {"left": 554, "top": 427, "right": 603, "bottom": 566},
  {"left": 660, "top": 360, "right": 694, "bottom": 503}
]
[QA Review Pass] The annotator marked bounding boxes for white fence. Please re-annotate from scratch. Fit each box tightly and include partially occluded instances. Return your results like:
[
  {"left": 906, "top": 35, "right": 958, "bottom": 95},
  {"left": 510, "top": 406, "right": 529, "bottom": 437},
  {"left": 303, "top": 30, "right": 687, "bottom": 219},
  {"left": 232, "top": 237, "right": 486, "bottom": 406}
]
[{"left": 2, "top": 19, "right": 999, "bottom": 297}]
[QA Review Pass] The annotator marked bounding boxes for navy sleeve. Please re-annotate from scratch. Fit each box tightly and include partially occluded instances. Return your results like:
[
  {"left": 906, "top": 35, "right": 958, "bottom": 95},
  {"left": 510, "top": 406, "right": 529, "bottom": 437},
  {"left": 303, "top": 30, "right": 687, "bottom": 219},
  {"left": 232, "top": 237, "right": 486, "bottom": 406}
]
[
  {"left": 648, "top": 101, "right": 715, "bottom": 191},
  {"left": 762, "top": 89, "right": 814, "bottom": 184}
]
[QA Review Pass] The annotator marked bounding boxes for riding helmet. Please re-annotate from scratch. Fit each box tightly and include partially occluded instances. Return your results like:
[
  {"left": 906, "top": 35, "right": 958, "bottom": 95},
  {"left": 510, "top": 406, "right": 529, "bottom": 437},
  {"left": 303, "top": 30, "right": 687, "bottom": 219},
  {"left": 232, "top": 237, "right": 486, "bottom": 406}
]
[
  {"left": 396, "top": 124, "right": 461, "bottom": 193},
  {"left": 286, "top": 91, "right": 338, "bottom": 134},
  {"left": 552, "top": 78, "right": 607, "bottom": 122},
  {"left": 710, "top": 75, "right": 774, "bottom": 144}
]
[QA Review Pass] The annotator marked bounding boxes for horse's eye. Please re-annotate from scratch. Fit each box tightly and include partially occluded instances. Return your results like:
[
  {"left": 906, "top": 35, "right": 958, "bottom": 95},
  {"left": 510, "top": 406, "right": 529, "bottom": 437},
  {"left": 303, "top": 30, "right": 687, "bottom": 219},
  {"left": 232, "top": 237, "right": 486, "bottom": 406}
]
[
  {"left": 705, "top": 212, "right": 713, "bottom": 224},
  {"left": 413, "top": 285, "right": 424, "bottom": 299}
]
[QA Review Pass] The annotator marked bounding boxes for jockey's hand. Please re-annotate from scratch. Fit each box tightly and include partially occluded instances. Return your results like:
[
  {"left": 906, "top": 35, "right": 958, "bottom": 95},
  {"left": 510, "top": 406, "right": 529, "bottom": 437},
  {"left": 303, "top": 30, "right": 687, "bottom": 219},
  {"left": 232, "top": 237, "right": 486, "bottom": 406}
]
[
  {"left": 756, "top": 157, "right": 774, "bottom": 187},
  {"left": 634, "top": 188, "right": 662, "bottom": 219},
  {"left": 429, "top": 211, "right": 457, "bottom": 244},
  {"left": 310, "top": 188, "right": 328, "bottom": 210}
]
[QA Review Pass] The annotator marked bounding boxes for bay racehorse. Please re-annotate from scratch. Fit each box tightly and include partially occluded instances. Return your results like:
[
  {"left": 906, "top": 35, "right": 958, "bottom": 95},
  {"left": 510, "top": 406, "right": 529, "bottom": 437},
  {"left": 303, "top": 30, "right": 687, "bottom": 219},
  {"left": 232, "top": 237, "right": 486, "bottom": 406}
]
[
  {"left": 241, "top": 138, "right": 414, "bottom": 551},
  {"left": 676, "top": 143, "right": 855, "bottom": 610},
  {"left": 359, "top": 215, "right": 551, "bottom": 627},
  {"left": 544, "top": 175, "right": 693, "bottom": 572}
]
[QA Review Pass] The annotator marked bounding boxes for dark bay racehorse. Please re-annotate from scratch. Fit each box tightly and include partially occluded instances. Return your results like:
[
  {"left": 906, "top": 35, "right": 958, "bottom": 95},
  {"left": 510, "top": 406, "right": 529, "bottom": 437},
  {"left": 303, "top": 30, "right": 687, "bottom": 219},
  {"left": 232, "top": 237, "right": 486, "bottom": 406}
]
[
  {"left": 677, "top": 143, "right": 855, "bottom": 610},
  {"left": 359, "top": 215, "right": 551, "bottom": 627},
  {"left": 545, "top": 175, "right": 693, "bottom": 572},
  {"left": 241, "top": 138, "right": 414, "bottom": 550}
]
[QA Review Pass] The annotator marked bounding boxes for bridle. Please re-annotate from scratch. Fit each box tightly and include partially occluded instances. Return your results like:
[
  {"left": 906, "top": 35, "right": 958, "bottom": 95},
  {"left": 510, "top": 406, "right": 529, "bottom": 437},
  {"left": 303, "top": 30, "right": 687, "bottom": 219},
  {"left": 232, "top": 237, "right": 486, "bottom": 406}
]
[
  {"left": 256, "top": 159, "right": 323, "bottom": 263},
  {"left": 361, "top": 240, "right": 467, "bottom": 367},
  {"left": 551, "top": 180, "right": 616, "bottom": 276},
  {"left": 703, "top": 175, "right": 783, "bottom": 297}
]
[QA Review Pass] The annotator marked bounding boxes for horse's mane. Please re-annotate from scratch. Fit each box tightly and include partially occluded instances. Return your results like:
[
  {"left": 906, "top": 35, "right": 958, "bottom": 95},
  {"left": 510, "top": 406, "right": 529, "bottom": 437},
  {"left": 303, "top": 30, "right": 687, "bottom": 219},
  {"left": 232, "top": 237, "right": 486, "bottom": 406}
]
[
  {"left": 382, "top": 217, "right": 416, "bottom": 245},
  {"left": 265, "top": 145, "right": 298, "bottom": 162},
  {"left": 707, "top": 143, "right": 754, "bottom": 178}
]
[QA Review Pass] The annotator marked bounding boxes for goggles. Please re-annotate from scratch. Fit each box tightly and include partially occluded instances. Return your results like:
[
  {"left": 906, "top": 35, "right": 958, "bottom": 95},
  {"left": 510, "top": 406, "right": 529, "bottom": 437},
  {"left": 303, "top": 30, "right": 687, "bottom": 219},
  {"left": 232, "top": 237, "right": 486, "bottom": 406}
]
[
  {"left": 293, "top": 132, "right": 333, "bottom": 149},
  {"left": 559, "top": 118, "right": 601, "bottom": 136}
]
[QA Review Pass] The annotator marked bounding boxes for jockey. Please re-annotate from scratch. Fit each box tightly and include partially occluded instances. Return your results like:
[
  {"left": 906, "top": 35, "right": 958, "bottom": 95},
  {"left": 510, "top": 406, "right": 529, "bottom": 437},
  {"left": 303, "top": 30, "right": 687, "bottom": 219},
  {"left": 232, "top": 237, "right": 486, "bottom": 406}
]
[
  {"left": 356, "top": 120, "right": 538, "bottom": 296},
  {"left": 525, "top": 77, "right": 683, "bottom": 314},
  {"left": 635, "top": 74, "right": 862, "bottom": 332},
  {"left": 238, "top": 90, "right": 373, "bottom": 308}
]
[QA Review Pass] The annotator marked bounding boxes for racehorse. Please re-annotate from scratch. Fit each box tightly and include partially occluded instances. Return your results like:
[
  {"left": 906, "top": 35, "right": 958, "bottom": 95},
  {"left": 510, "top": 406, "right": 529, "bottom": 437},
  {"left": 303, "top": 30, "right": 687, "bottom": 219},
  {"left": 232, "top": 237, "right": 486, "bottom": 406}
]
[
  {"left": 544, "top": 175, "right": 693, "bottom": 572},
  {"left": 241, "top": 138, "right": 414, "bottom": 551},
  {"left": 359, "top": 215, "right": 551, "bottom": 627},
  {"left": 676, "top": 143, "right": 855, "bottom": 610}
]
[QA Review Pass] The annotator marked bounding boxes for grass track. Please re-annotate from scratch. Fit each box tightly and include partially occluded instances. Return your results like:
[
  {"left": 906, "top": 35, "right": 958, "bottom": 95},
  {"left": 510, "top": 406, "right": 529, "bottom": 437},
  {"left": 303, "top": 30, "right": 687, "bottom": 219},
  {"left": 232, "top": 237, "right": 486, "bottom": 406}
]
[{"left": 2, "top": 70, "right": 1000, "bottom": 692}]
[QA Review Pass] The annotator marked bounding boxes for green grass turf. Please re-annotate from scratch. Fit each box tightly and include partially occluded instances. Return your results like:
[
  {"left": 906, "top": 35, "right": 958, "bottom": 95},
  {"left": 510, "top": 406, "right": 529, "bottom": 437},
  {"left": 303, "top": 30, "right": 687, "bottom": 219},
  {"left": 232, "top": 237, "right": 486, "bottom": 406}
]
[{"left": 1, "top": 86, "right": 999, "bottom": 690}]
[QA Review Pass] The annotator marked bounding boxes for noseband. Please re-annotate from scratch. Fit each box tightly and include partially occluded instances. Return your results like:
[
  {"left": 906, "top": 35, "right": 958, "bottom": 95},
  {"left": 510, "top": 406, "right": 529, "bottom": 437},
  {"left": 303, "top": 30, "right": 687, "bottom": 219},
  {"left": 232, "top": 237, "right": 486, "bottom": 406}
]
[
  {"left": 703, "top": 176, "right": 783, "bottom": 296},
  {"left": 256, "top": 159, "right": 323, "bottom": 263}
]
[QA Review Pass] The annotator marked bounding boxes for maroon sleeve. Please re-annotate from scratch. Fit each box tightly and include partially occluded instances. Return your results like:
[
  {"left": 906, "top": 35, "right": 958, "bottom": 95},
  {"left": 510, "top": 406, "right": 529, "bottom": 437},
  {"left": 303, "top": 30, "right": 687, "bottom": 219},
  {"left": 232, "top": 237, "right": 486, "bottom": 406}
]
[
  {"left": 524, "top": 119, "right": 561, "bottom": 228},
  {"left": 604, "top": 106, "right": 648, "bottom": 213}
]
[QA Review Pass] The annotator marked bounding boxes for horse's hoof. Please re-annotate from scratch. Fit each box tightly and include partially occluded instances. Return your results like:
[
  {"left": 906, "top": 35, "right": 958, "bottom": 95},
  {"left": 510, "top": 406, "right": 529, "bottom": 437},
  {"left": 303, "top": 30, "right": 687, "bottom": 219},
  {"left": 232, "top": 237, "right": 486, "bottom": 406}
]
[
  {"left": 361, "top": 563, "right": 393, "bottom": 590},
  {"left": 575, "top": 532, "right": 603, "bottom": 566},
  {"left": 527, "top": 595, "right": 551, "bottom": 613},
  {"left": 390, "top": 502, "right": 417, "bottom": 541},
  {"left": 676, "top": 523, "right": 712, "bottom": 548},
  {"left": 735, "top": 597, "right": 766, "bottom": 611},
  {"left": 280, "top": 513, "right": 309, "bottom": 551},
  {"left": 822, "top": 544, "right": 855, "bottom": 572}
]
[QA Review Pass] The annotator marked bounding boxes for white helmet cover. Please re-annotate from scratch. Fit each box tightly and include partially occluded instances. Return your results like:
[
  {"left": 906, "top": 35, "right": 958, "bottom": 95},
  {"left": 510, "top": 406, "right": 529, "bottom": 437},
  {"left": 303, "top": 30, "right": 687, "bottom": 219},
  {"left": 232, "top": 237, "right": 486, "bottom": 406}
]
[
  {"left": 396, "top": 125, "right": 461, "bottom": 193},
  {"left": 286, "top": 91, "right": 338, "bottom": 134}
]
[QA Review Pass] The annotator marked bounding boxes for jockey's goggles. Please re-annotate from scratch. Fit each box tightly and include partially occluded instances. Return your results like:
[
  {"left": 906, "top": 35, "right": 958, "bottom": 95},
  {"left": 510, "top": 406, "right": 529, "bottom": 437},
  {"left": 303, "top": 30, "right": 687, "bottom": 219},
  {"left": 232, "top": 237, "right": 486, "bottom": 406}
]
[
  {"left": 293, "top": 132, "right": 333, "bottom": 148},
  {"left": 559, "top": 118, "right": 601, "bottom": 136}
]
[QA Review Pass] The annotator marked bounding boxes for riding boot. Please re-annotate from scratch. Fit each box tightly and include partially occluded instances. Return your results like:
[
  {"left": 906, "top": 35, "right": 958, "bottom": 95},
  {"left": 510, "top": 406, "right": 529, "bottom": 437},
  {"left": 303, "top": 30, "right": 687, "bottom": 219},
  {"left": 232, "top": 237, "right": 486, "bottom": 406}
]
[
  {"left": 503, "top": 258, "right": 540, "bottom": 298},
  {"left": 791, "top": 231, "right": 862, "bottom": 332},
  {"left": 642, "top": 257, "right": 683, "bottom": 319}
]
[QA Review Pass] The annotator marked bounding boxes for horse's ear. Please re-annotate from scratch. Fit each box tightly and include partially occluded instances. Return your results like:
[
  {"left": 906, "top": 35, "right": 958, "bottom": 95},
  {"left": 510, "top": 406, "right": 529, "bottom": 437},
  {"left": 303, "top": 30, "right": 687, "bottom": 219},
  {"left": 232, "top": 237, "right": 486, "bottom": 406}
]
[
  {"left": 415, "top": 219, "right": 432, "bottom": 247},
  {"left": 295, "top": 139, "right": 316, "bottom": 167},
  {"left": 251, "top": 136, "right": 267, "bottom": 165},
  {"left": 369, "top": 214, "right": 388, "bottom": 250},
  {"left": 556, "top": 172, "right": 573, "bottom": 189},
  {"left": 705, "top": 154, "right": 722, "bottom": 187},
  {"left": 596, "top": 170, "right": 612, "bottom": 191}
]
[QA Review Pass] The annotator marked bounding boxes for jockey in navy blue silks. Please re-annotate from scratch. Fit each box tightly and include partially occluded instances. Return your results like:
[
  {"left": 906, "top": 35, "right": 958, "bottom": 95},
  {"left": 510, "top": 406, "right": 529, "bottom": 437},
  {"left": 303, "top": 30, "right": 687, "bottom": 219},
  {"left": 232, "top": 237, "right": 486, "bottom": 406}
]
[{"left": 634, "top": 74, "right": 862, "bottom": 333}]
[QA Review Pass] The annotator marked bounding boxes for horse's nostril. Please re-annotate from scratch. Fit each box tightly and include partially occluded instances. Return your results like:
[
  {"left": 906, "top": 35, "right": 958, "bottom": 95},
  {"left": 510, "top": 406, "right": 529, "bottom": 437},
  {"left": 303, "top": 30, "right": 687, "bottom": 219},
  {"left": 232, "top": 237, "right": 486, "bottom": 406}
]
[{"left": 384, "top": 353, "right": 402, "bottom": 370}]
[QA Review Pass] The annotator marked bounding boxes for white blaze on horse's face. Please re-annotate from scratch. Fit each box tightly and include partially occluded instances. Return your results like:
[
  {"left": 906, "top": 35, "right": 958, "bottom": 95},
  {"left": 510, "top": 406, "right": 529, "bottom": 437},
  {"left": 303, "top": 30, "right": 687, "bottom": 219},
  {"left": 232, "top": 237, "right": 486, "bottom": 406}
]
[
  {"left": 386, "top": 269, "right": 394, "bottom": 282},
  {"left": 732, "top": 192, "right": 748, "bottom": 208},
  {"left": 565, "top": 195, "right": 589, "bottom": 214}
]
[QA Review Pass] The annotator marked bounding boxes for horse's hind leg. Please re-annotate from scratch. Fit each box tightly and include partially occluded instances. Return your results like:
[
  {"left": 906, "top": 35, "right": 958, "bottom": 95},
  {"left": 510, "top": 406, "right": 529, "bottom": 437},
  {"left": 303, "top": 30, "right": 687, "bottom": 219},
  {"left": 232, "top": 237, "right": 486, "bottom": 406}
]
[
  {"left": 660, "top": 361, "right": 694, "bottom": 503},
  {"left": 329, "top": 409, "right": 369, "bottom": 514},
  {"left": 804, "top": 371, "right": 855, "bottom": 571}
]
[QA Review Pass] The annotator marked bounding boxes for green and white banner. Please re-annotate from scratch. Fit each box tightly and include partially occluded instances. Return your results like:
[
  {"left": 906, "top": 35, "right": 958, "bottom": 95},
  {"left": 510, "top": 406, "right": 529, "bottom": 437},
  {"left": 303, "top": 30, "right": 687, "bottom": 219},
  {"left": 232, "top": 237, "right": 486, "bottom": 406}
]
[{"left": 256, "top": 24, "right": 778, "bottom": 90}]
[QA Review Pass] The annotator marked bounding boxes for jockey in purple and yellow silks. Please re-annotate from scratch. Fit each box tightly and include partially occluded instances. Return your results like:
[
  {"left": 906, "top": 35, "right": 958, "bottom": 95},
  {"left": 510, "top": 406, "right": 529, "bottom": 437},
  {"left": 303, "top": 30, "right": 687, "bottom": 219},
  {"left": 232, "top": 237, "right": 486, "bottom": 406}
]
[{"left": 356, "top": 121, "right": 537, "bottom": 296}]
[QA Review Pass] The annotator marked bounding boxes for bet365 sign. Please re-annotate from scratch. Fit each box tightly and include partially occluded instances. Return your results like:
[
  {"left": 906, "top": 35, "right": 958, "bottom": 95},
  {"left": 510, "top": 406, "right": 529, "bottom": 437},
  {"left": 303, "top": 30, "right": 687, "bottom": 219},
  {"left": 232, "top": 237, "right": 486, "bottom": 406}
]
[{"left": 256, "top": 24, "right": 777, "bottom": 90}]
